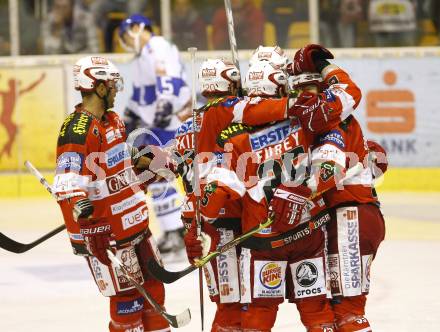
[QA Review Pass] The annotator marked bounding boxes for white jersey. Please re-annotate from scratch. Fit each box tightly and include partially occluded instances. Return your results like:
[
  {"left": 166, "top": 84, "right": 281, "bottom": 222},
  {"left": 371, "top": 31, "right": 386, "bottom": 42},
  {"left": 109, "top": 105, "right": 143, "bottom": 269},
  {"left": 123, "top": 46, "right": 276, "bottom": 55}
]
[{"left": 127, "top": 35, "right": 190, "bottom": 130}]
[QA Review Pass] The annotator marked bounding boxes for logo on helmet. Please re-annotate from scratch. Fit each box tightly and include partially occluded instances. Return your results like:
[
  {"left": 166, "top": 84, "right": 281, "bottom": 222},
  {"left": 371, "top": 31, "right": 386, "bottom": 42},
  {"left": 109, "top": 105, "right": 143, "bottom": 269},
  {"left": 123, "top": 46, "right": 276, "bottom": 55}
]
[
  {"left": 202, "top": 68, "right": 217, "bottom": 77},
  {"left": 258, "top": 52, "right": 272, "bottom": 59},
  {"left": 249, "top": 71, "right": 264, "bottom": 81},
  {"left": 91, "top": 57, "right": 108, "bottom": 65}
]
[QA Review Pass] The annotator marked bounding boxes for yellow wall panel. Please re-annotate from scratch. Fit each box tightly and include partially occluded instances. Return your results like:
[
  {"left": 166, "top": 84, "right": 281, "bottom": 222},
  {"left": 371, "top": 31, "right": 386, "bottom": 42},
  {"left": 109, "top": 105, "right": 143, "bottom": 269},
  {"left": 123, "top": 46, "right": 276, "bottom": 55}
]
[{"left": 0, "top": 67, "right": 65, "bottom": 171}]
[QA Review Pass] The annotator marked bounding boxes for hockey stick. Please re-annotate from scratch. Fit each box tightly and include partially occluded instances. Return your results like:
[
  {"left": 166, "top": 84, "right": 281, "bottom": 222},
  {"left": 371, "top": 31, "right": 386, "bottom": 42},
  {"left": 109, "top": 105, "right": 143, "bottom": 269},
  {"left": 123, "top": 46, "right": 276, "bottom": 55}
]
[
  {"left": 146, "top": 162, "right": 364, "bottom": 284},
  {"left": 188, "top": 46, "right": 205, "bottom": 331},
  {"left": 0, "top": 224, "right": 66, "bottom": 254},
  {"left": 223, "top": 0, "right": 243, "bottom": 95},
  {"left": 24, "top": 160, "right": 57, "bottom": 198},
  {"left": 106, "top": 249, "right": 191, "bottom": 328},
  {"left": 146, "top": 216, "right": 273, "bottom": 284},
  {"left": 0, "top": 161, "right": 67, "bottom": 254}
]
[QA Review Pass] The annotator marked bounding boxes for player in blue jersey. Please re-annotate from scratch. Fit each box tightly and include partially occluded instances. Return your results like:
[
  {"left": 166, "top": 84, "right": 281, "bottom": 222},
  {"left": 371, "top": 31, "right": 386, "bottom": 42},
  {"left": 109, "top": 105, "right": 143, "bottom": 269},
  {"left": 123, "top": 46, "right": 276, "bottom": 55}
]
[{"left": 119, "top": 14, "right": 191, "bottom": 257}]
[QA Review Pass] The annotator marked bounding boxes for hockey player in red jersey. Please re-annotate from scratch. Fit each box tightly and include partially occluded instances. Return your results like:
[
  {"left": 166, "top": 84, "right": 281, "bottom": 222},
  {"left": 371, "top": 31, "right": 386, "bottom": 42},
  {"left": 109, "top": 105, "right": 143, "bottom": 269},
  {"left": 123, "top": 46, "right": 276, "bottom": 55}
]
[
  {"left": 274, "top": 45, "right": 387, "bottom": 332},
  {"left": 178, "top": 51, "right": 295, "bottom": 330},
  {"left": 174, "top": 95, "right": 243, "bottom": 331},
  {"left": 195, "top": 60, "right": 337, "bottom": 332},
  {"left": 54, "top": 56, "right": 169, "bottom": 332}
]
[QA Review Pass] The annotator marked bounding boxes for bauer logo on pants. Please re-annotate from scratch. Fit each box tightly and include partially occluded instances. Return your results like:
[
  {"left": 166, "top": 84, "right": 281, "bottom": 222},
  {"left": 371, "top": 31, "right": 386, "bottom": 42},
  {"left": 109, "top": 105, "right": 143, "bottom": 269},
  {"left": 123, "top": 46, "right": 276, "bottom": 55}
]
[
  {"left": 254, "top": 261, "right": 287, "bottom": 298},
  {"left": 290, "top": 257, "right": 326, "bottom": 299}
]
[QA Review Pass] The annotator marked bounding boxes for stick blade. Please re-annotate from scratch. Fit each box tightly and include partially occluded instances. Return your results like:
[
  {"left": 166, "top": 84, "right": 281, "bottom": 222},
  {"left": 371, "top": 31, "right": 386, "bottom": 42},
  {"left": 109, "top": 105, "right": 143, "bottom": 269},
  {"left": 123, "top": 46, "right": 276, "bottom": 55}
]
[
  {"left": 0, "top": 233, "right": 29, "bottom": 253},
  {"left": 147, "top": 258, "right": 196, "bottom": 284},
  {"left": 165, "top": 308, "right": 191, "bottom": 328}
]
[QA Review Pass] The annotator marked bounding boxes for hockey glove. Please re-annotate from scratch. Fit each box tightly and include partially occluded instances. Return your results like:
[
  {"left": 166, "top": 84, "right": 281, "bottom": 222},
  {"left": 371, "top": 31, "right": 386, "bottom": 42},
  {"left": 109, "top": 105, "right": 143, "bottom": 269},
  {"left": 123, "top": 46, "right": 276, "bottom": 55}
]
[
  {"left": 269, "top": 184, "right": 312, "bottom": 233},
  {"left": 288, "top": 91, "right": 335, "bottom": 133},
  {"left": 183, "top": 219, "right": 220, "bottom": 264},
  {"left": 153, "top": 99, "right": 173, "bottom": 128},
  {"left": 72, "top": 197, "right": 94, "bottom": 221},
  {"left": 290, "top": 44, "right": 334, "bottom": 75},
  {"left": 123, "top": 108, "right": 142, "bottom": 134},
  {"left": 79, "top": 218, "right": 113, "bottom": 265},
  {"left": 367, "top": 140, "right": 388, "bottom": 176}
]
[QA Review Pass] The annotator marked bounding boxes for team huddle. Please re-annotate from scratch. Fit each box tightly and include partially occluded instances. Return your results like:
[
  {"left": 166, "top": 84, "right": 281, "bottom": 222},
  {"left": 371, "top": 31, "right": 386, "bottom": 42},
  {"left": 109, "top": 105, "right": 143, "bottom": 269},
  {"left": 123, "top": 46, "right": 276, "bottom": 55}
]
[{"left": 52, "top": 14, "right": 388, "bottom": 332}]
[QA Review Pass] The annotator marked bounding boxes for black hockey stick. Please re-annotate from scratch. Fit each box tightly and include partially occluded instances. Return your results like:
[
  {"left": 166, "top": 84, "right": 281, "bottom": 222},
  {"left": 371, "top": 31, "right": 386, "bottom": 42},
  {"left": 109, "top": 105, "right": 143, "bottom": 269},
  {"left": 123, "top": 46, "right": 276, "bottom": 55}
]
[
  {"left": 147, "top": 217, "right": 273, "bottom": 284},
  {"left": 107, "top": 250, "right": 191, "bottom": 328},
  {"left": 0, "top": 224, "right": 66, "bottom": 254},
  {"left": 0, "top": 161, "right": 67, "bottom": 254}
]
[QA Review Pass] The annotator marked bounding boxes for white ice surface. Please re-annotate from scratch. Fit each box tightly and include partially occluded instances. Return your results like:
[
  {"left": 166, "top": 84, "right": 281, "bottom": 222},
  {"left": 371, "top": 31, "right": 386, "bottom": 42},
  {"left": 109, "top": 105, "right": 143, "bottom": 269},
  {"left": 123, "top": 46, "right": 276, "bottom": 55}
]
[{"left": 1, "top": 193, "right": 439, "bottom": 331}]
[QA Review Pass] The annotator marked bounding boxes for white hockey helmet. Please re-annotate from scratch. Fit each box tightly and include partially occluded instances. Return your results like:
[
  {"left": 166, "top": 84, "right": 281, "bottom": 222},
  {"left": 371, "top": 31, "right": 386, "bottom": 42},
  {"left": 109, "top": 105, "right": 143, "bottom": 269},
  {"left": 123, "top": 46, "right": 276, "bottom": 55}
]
[
  {"left": 73, "top": 56, "right": 123, "bottom": 92},
  {"left": 249, "top": 45, "right": 289, "bottom": 70},
  {"left": 288, "top": 72, "right": 323, "bottom": 91},
  {"left": 244, "top": 61, "right": 287, "bottom": 97},
  {"left": 198, "top": 59, "right": 240, "bottom": 97}
]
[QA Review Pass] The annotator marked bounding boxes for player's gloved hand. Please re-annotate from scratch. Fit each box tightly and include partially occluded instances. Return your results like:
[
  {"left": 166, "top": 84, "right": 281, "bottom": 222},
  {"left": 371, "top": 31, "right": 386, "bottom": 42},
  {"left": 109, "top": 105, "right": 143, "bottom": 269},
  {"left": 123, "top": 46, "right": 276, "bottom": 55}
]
[
  {"left": 154, "top": 99, "right": 173, "bottom": 128},
  {"left": 139, "top": 144, "right": 178, "bottom": 178},
  {"left": 123, "top": 107, "right": 142, "bottom": 134},
  {"left": 367, "top": 140, "right": 388, "bottom": 176},
  {"left": 288, "top": 91, "right": 334, "bottom": 133},
  {"left": 289, "top": 44, "right": 334, "bottom": 75},
  {"left": 183, "top": 219, "right": 220, "bottom": 264},
  {"left": 269, "top": 184, "right": 312, "bottom": 233},
  {"left": 78, "top": 218, "right": 113, "bottom": 265},
  {"left": 72, "top": 197, "right": 94, "bottom": 221}
]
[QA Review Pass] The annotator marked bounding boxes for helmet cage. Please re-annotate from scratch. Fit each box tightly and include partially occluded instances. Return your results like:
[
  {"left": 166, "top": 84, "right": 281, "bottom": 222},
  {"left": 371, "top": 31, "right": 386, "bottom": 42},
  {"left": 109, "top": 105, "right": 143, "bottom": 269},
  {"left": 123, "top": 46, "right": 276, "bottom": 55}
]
[{"left": 288, "top": 72, "right": 323, "bottom": 91}]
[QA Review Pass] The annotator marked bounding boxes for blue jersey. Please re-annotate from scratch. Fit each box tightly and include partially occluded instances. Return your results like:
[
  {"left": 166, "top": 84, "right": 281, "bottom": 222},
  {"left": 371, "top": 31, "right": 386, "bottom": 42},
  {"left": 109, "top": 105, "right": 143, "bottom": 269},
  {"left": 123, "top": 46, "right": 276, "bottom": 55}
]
[{"left": 127, "top": 36, "right": 190, "bottom": 130}]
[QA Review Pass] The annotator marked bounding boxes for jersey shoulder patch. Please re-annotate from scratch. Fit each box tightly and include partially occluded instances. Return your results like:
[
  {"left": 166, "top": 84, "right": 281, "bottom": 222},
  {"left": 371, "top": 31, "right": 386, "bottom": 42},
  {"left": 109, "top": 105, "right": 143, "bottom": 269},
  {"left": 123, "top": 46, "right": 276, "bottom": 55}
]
[
  {"left": 216, "top": 122, "right": 252, "bottom": 147},
  {"left": 318, "top": 129, "right": 345, "bottom": 149},
  {"left": 221, "top": 96, "right": 240, "bottom": 108},
  {"left": 57, "top": 112, "right": 93, "bottom": 147},
  {"left": 198, "top": 97, "right": 227, "bottom": 113}
]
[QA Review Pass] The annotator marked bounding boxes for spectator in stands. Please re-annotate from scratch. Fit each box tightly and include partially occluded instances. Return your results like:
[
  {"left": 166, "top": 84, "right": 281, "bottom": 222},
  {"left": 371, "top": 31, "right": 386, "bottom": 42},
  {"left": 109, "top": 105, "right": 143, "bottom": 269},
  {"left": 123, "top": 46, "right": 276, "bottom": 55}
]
[
  {"left": 263, "top": 0, "right": 298, "bottom": 48},
  {"left": 338, "top": 0, "right": 364, "bottom": 47},
  {"left": 91, "top": 0, "right": 151, "bottom": 52},
  {"left": 0, "top": 1, "right": 10, "bottom": 55},
  {"left": 368, "top": 0, "right": 417, "bottom": 47},
  {"left": 41, "top": 0, "right": 99, "bottom": 54},
  {"left": 212, "top": 0, "right": 265, "bottom": 50},
  {"left": 172, "top": 0, "right": 207, "bottom": 50}
]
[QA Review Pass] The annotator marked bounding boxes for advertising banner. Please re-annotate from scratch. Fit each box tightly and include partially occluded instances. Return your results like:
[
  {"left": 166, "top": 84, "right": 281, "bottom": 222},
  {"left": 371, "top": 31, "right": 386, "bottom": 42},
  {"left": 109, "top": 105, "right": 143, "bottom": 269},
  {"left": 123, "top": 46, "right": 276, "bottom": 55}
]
[{"left": 0, "top": 66, "right": 65, "bottom": 171}]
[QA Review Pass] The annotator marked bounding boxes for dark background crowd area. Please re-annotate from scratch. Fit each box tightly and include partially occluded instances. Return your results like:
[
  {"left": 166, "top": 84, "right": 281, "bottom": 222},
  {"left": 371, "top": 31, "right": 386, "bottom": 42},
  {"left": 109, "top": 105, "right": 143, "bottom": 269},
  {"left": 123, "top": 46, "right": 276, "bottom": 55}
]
[{"left": 0, "top": 0, "right": 439, "bottom": 56}]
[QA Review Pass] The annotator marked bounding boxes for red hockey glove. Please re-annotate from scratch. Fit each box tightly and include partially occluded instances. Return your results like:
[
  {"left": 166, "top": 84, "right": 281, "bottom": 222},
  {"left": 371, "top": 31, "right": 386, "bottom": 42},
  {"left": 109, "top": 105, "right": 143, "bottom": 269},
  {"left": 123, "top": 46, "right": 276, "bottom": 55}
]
[
  {"left": 290, "top": 44, "right": 334, "bottom": 75},
  {"left": 183, "top": 219, "right": 220, "bottom": 264},
  {"left": 367, "top": 140, "right": 388, "bottom": 176},
  {"left": 79, "top": 218, "right": 113, "bottom": 265},
  {"left": 142, "top": 145, "right": 177, "bottom": 176},
  {"left": 288, "top": 91, "right": 335, "bottom": 133},
  {"left": 72, "top": 197, "right": 94, "bottom": 222},
  {"left": 269, "top": 184, "right": 312, "bottom": 233}
]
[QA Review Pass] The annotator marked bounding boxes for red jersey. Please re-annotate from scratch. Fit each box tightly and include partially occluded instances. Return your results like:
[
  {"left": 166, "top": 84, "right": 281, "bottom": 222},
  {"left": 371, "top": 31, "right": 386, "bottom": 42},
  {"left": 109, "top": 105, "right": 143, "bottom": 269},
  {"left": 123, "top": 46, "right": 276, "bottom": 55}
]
[
  {"left": 54, "top": 105, "right": 148, "bottom": 250},
  {"left": 173, "top": 116, "right": 242, "bottom": 222},
  {"left": 202, "top": 119, "right": 326, "bottom": 236},
  {"left": 313, "top": 116, "right": 378, "bottom": 208},
  {"left": 196, "top": 96, "right": 290, "bottom": 154}
]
